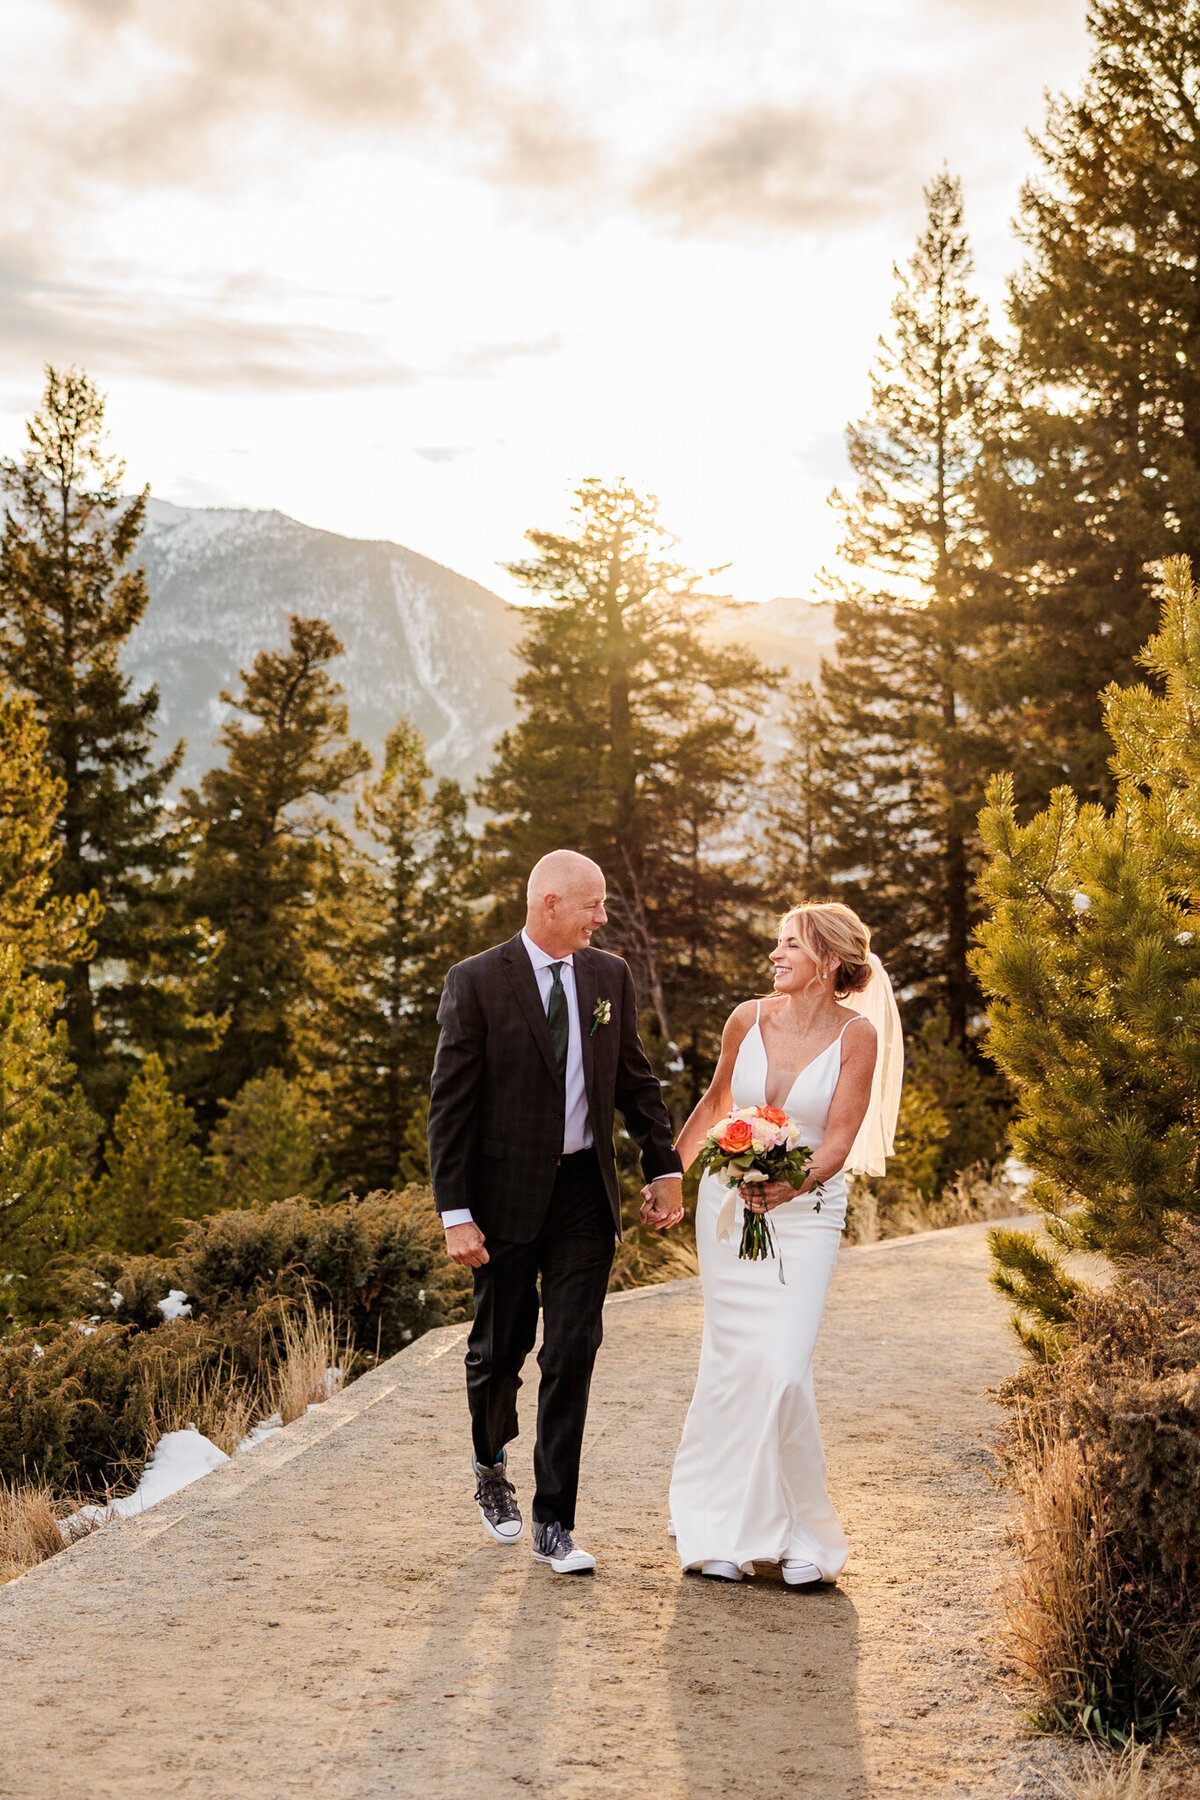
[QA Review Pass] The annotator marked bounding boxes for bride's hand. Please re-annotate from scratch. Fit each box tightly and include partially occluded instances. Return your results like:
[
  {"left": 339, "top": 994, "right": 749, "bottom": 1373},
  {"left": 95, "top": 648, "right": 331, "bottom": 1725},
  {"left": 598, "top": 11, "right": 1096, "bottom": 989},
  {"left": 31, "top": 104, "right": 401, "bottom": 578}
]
[{"left": 741, "top": 1180, "right": 798, "bottom": 1212}]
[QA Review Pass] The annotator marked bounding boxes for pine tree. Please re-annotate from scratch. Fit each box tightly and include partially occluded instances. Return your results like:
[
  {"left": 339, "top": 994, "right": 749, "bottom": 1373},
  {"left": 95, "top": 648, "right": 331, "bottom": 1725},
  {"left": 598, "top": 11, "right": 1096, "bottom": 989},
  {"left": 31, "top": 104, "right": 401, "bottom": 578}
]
[
  {"left": 0, "top": 691, "right": 99, "bottom": 1315},
  {"left": 0, "top": 367, "right": 205, "bottom": 1110},
  {"left": 974, "top": 557, "right": 1200, "bottom": 1346},
  {"left": 183, "top": 615, "right": 370, "bottom": 1119},
  {"left": 479, "top": 479, "right": 775, "bottom": 1111},
  {"left": 981, "top": 0, "right": 1200, "bottom": 801},
  {"left": 0, "top": 690, "right": 99, "bottom": 965},
  {"left": 784, "top": 171, "right": 1004, "bottom": 1044},
  {"left": 92, "top": 1054, "right": 210, "bottom": 1256},
  {"left": 0, "top": 946, "right": 99, "bottom": 1315},
  {"left": 209, "top": 1070, "right": 330, "bottom": 1210},
  {"left": 297, "top": 720, "right": 481, "bottom": 1192}
]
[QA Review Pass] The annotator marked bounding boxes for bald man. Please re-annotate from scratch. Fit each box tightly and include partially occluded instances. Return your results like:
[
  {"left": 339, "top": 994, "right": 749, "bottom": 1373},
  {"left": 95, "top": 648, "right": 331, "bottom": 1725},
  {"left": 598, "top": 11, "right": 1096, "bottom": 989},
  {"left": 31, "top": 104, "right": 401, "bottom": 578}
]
[{"left": 428, "top": 850, "right": 683, "bottom": 1574}]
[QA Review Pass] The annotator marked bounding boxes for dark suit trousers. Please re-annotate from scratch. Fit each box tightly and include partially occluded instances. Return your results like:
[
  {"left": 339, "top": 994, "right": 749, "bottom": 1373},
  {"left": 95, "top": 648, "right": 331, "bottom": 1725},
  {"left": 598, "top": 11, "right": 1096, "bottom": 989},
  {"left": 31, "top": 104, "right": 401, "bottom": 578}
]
[{"left": 465, "top": 1149, "right": 615, "bottom": 1529}]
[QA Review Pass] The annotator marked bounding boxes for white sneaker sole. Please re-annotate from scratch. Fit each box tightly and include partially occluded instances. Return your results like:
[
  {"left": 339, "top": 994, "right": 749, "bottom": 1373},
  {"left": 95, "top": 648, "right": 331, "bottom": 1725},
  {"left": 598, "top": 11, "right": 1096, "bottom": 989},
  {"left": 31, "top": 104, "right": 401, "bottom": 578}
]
[
  {"left": 700, "top": 1560, "right": 744, "bottom": 1582},
  {"left": 533, "top": 1549, "right": 596, "bottom": 1574},
  {"left": 478, "top": 1506, "right": 523, "bottom": 1544},
  {"left": 781, "top": 1561, "right": 823, "bottom": 1586}
]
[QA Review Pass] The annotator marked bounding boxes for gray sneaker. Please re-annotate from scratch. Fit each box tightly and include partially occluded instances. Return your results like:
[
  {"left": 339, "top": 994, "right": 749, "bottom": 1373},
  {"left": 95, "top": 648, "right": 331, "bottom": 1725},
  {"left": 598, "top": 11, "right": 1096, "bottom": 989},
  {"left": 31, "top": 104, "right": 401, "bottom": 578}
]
[
  {"left": 532, "top": 1520, "right": 596, "bottom": 1574},
  {"left": 473, "top": 1452, "right": 523, "bottom": 1543}
]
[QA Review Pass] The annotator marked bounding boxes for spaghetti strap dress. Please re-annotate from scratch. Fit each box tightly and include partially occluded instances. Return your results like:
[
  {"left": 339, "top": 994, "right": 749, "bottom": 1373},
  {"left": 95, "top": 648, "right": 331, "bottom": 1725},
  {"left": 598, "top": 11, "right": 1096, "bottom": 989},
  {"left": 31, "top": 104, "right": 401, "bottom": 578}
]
[{"left": 669, "top": 1003, "right": 865, "bottom": 1578}]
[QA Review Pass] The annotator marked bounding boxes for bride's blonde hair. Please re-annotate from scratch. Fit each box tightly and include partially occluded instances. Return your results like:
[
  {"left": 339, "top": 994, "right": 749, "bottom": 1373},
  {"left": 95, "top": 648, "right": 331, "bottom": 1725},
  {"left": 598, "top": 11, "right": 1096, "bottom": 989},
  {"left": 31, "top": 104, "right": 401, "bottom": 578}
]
[{"left": 780, "top": 901, "right": 873, "bottom": 996}]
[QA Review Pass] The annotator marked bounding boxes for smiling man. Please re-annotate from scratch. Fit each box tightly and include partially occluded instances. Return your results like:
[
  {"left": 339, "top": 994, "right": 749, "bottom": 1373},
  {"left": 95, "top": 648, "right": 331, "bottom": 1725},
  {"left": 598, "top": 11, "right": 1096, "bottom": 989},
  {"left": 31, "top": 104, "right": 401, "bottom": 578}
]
[{"left": 428, "top": 848, "right": 683, "bottom": 1574}]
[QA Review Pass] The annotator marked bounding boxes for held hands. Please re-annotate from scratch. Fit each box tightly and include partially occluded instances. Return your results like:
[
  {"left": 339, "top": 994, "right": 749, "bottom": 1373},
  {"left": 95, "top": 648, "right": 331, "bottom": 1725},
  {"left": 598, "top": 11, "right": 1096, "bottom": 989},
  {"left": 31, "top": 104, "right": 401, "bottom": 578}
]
[
  {"left": 444, "top": 1221, "right": 489, "bottom": 1268},
  {"left": 639, "top": 1175, "right": 685, "bottom": 1231}
]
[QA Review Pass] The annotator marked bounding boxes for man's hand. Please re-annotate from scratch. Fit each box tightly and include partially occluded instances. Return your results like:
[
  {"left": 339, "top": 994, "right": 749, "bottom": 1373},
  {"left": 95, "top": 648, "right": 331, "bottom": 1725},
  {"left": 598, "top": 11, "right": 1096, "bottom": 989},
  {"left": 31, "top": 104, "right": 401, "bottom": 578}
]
[
  {"left": 444, "top": 1221, "right": 489, "bottom": 1267},
  {"left": 639, "top": 1175, "right": 685, "bottom": 1231}
]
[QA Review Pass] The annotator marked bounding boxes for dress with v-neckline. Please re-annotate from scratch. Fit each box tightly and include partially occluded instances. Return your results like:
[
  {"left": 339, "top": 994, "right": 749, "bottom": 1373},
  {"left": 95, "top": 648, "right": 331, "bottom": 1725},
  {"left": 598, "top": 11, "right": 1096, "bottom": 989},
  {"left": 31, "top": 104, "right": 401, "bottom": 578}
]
[
  {"left": 754, "top": 1004, "right": 862, "bottom": 1113},
  {"left": 667, "top": 997, "right": 860, "bottom": 1580}
]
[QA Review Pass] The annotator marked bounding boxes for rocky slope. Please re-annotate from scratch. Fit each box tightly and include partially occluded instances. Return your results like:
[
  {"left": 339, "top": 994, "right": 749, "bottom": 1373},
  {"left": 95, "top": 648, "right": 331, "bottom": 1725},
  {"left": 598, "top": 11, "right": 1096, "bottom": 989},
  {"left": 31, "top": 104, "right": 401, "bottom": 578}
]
[{"left": 128, "top": 499, "right": 523, "bottom": 789}]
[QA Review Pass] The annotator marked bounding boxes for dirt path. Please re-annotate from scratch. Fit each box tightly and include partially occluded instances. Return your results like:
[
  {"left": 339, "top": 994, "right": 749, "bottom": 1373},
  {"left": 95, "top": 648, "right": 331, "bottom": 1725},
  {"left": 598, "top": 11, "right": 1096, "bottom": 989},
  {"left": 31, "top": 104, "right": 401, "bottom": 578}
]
[{"left": 1, "top": 1219, "right": 1084, "bottom": 1799}]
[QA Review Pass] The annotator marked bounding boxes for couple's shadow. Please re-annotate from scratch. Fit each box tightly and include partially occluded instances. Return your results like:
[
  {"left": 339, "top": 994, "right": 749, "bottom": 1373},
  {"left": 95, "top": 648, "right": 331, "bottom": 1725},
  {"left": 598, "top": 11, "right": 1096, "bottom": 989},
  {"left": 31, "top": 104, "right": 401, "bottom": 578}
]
[
  {"left": 663, "top": 1567, "right": 866, "bottom": 1797},
  {"left": 420, "top": 1543, "right": 864, "bottom": 1798}
]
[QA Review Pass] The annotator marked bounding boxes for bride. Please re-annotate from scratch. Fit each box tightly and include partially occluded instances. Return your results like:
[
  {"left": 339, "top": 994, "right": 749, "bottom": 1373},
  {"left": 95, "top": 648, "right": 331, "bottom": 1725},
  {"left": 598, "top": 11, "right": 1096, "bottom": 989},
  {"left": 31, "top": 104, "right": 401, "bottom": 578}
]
[{"left": 643, "top": 901, "right": 902, "bottom": 1585}]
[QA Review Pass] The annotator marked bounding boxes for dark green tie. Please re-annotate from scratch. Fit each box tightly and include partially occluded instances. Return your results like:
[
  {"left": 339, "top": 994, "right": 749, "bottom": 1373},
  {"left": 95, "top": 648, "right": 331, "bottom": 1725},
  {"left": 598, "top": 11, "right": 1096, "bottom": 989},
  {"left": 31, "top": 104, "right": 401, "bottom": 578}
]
[{"left": 547, "top": 962, "right": 569, "bottom": 1076}]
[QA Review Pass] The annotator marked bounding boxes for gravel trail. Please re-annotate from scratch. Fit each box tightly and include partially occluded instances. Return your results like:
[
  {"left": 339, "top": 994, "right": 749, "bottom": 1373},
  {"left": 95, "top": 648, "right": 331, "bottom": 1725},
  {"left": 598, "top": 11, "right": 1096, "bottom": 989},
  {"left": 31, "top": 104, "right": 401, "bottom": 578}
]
[{"left": 1, "top": 1218, "right": 1085, "bottom": 1798}]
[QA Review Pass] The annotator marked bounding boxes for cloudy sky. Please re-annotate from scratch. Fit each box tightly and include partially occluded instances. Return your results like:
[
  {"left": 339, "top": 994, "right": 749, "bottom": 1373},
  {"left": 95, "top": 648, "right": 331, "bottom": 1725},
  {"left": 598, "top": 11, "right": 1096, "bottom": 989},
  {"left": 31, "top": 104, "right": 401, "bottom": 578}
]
[{"left": 1, "top": 0, "right": 1091, "bottom": 604}]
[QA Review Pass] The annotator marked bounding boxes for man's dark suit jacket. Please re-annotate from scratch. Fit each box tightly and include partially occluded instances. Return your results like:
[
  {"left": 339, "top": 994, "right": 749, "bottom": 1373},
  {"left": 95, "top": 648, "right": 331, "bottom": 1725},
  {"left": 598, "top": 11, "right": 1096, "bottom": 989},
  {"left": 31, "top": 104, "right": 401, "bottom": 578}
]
[{"left": 428, "top": 933, "right": 682, "bottom": 1241}]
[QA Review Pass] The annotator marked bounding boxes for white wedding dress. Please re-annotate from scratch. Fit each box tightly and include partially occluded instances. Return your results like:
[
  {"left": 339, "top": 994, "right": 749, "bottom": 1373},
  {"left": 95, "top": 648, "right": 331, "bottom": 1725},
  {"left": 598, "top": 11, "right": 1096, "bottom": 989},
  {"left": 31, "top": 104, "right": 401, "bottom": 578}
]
[{"left": 669, "top": 1002, "right": 865, "bottom": 1579}]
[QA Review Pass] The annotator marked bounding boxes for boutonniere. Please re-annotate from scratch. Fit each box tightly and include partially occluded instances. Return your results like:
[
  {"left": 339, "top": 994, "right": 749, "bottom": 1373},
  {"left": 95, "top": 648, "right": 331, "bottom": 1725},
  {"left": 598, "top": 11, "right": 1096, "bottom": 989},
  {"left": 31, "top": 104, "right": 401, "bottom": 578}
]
[{"left": 590, "top": 998, "right": 612, "bottom": 1036}]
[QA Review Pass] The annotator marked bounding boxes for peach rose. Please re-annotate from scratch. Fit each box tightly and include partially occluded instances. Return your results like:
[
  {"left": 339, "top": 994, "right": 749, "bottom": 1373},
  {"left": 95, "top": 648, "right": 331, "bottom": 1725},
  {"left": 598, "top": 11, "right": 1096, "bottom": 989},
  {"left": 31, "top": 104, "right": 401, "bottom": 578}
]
[
  {"left": 757, "top": 1106, "right": 789, "bottom": 1128},
  {"left": 718, "top": 1118, "right": 754, "bottom": 1154}
]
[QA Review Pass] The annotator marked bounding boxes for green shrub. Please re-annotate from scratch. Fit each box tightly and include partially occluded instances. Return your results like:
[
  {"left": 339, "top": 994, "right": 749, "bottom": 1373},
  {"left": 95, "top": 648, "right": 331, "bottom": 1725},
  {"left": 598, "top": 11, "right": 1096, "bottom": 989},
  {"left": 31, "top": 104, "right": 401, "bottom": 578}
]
[
  {"left": 0, "top": 1306, "right": 286, "bottom": 1495},
  {"left": 177, "top": 1186, "right": 470, "bottom": 1357}
]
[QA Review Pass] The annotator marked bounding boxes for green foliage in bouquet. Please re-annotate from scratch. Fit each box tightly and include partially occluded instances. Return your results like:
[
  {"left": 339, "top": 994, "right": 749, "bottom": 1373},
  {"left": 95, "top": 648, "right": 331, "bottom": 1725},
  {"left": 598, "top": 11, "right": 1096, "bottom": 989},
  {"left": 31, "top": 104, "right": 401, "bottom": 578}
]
[{"left": 974, "top": 558, "right": 1200, "bottom": 1340}]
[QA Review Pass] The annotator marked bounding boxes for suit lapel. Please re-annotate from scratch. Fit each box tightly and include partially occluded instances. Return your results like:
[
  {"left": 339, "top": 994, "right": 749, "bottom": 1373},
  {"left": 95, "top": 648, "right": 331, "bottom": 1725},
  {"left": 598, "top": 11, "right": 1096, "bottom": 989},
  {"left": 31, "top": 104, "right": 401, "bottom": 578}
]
[{"left": 501, "top": 934, "right": 562, "bottom": 1088}]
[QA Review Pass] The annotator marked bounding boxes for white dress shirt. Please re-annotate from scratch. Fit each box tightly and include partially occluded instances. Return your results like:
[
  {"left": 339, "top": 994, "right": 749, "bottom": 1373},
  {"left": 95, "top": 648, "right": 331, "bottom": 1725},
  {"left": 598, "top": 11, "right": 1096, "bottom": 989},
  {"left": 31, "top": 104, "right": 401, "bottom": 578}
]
[{"left": 441, "top": 930, "right": 594, "bottom": 1229}]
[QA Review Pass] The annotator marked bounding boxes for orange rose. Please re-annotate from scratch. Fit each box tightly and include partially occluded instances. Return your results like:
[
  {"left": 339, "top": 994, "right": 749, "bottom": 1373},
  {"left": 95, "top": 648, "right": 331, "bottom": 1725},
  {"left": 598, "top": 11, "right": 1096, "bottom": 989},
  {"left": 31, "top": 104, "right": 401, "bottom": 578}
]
[
  {"left": 757, "top": 1106, "right": 789, "bottom": 1128},
  {"left": 718, "top": 1118, "right": 754, "bottom": 1153}
]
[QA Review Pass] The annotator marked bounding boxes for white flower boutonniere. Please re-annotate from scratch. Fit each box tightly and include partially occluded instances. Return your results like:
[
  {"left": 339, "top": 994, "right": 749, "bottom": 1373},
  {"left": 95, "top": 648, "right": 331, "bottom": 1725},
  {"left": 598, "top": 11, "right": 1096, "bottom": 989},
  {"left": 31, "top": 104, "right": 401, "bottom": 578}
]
[{"left": 590, "top": 998, "right": 612, "bottom": 1037}]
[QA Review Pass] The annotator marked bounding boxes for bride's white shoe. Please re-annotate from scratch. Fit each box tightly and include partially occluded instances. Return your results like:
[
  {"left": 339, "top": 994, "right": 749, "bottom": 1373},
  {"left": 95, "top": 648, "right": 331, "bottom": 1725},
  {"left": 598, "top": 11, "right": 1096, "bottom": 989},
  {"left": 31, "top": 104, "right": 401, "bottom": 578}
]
[
  {"left": 700, "top": 1560, "right": 744, "bottom": 1582},
  {"left": 782, "top": 1558, "right": 823, "bottom": 1586}
]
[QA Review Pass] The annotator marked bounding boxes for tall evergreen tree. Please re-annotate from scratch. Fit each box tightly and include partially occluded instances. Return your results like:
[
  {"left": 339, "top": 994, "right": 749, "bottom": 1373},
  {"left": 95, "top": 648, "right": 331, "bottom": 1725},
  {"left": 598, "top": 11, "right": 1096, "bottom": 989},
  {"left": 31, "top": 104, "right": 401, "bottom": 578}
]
[
  {"left": 0, "top": 367, "right": 204, "bottom": 1110},
  {"left": 92, "top": 1054, "right": 210, "bottom": 1256},
  {"left": 479, "top": 479, "right": 775, "bottom": 1112},
  {"left": 777, "top": 171, "right": 1004, "bottom": 1043},
  {"left": 976, "top": 558, "right": 1200, "bottom": 1349},
  {"left": 183, "top": 615, "right": 370, "bottom": 1119},
  {"left": 209, "top": 1070, "right": 330, "bottom": 1210},
  {"left": 0, "top": 692, "right": 100, "bottom": 1312},
  {"left": 982, "top": 0, "right": 1200, "bottom": 801},
  {"left": 297, "top": 719, "right": 480, "bottom": 1192}
]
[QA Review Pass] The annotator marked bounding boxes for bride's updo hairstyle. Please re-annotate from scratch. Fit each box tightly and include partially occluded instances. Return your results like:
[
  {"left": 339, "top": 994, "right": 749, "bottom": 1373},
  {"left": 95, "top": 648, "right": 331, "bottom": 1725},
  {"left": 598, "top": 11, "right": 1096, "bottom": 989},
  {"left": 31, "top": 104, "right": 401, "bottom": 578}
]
[{"left": 781, "top": 901, "right": 873, "bottom": 997}]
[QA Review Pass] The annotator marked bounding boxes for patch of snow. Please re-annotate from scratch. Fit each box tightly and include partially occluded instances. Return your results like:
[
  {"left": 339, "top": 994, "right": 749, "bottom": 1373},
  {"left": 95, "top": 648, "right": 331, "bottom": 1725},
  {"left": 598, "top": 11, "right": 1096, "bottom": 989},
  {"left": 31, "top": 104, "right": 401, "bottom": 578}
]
[
  {"left": 31, "top": 1342, "right": 44, "bottom": 1359},
  {"left": 110, "top": 1292, "right": 123, "bottom": 1310},
  {"left": 236, "top": 1412, "right": 283, "bottom": 1453},
  {"left": 157, "top": 1289, "right": 192, "bottom": 1321},
  {"left": 1004, "top": 1156, "right": 1035, "bottom": 1189},
  {"left": 59, "top": 1427, "right": 228, "bottom": 1541}
]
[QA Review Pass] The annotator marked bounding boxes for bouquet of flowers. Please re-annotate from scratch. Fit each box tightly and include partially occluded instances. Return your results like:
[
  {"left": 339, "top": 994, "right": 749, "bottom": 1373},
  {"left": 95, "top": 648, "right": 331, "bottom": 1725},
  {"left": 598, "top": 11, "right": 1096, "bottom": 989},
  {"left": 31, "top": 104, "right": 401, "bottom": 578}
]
[{"left": 695, "top": 1105, "right": 820, "bottom": 1266}]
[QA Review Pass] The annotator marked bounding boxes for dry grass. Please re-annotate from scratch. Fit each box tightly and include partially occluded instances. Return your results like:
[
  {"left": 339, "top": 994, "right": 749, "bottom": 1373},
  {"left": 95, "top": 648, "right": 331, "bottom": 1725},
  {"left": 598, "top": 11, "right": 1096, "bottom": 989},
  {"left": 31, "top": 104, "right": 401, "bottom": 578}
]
[
  {"left": 848, "top": 1160, "right": 1029, "bottom": 1244},
  {"left": 1050, "top": 1741, "right": 1172, "bottom": 1799},
  {"left": 0, "top": 1477, "right": 91, "bottom": 1583},
  {"left": 1004, "top": 1434, "right": 1124, "bottom": 1734},
  {"left": 144, "top": 1353, "right": 264, "bottom": 1456},
  {"left": 272, "top": 1296, "right": 348, "bottom": 1425},
  {"left": 609, "top": 1222, "right": 700, "bottom": 1291}
]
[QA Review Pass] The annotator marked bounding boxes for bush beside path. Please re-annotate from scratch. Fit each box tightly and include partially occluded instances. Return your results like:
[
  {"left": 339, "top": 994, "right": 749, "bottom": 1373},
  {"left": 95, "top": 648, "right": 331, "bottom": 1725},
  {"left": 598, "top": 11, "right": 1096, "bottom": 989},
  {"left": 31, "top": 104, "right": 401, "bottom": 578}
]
[{"left": 0, "top": 1220, "right": 1089, "bottom": 1799}]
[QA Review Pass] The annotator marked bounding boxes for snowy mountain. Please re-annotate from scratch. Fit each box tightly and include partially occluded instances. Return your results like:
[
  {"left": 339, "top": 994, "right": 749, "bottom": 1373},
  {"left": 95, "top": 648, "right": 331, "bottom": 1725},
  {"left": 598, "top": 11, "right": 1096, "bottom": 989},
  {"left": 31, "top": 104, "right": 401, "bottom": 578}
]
[
  {"left": 126, "top": 498, "right": 835, "bottom": 793},
  {"left": 128, "top": 499, "right": 522, "bottom": 790}
]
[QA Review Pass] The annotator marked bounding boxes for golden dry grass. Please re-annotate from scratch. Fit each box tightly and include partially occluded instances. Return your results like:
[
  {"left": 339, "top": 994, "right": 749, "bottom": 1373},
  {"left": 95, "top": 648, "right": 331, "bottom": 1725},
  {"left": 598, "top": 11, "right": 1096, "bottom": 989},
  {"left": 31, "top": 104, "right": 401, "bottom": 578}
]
[
  {"left": 1050, "top": 1741, "right": 1173, "bottom": 1799},
  {"left": 1003, "top": 1434, "right": 1115, "bottom": 1717},
  {"left": 0, "top": 1477, "right": 90, "bottom": 1583},
  {"left": 144, "top": 1354, "right": 262, "bottom": 1455},
  {"left": 272, "top": 1296, "right": 347, "bottom": 1426}
]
